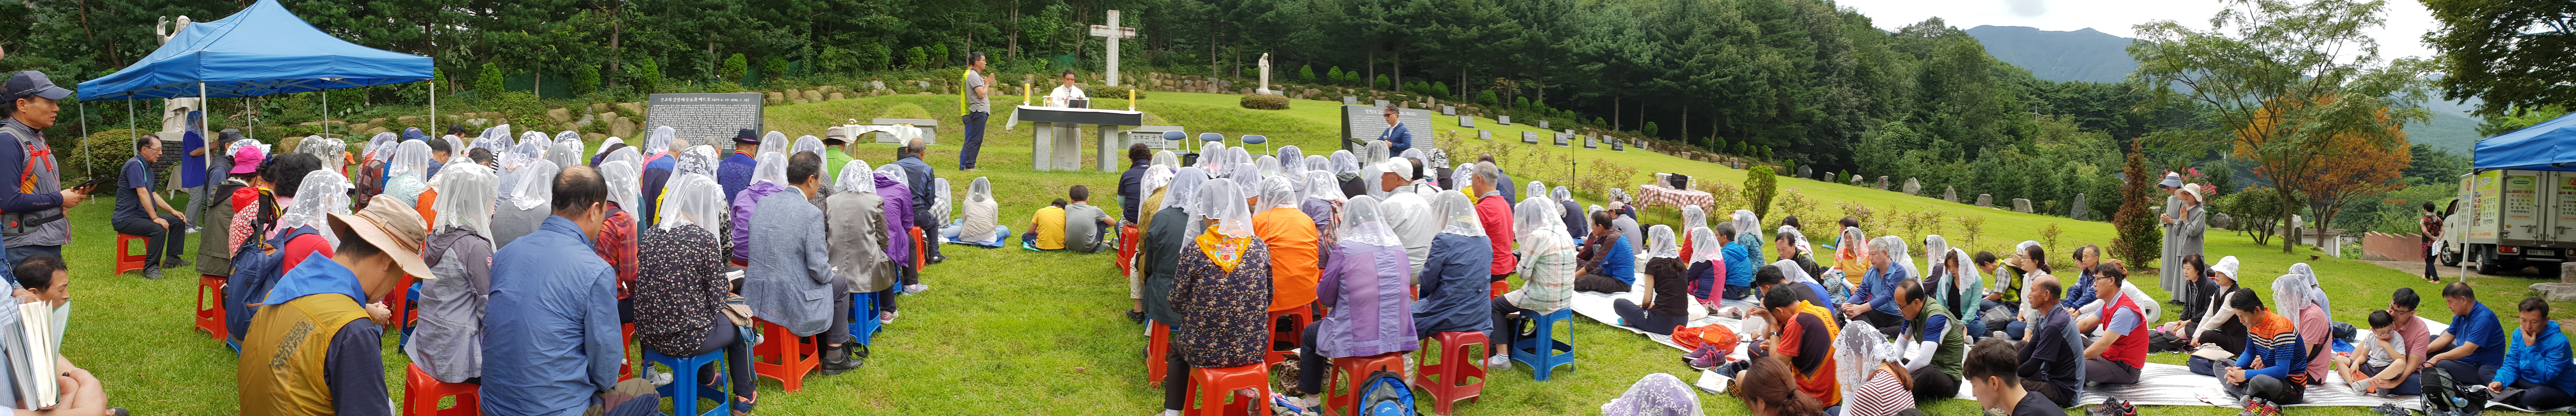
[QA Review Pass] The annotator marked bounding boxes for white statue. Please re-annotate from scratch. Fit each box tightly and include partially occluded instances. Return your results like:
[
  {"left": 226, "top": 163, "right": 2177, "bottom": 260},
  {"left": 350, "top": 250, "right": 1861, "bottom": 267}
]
[
  {"left": 156, "top": 16, "right": 193, "bottom": 45},
  {"left": 1256, "top": 53, "right": 1273, "bottom": 94},
  {"left": 157, "top": 15, "right": 200, "bottom": 134}
]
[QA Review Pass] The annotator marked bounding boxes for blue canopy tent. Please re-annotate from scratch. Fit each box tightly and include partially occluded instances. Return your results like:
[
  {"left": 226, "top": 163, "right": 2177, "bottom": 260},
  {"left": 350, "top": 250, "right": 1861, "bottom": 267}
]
[
  {"left": 2473, "top": 111, "right": 2576, "bottom": 171},
  {"left": 73, "top": 0, "right": 432, "bottom": 223}
]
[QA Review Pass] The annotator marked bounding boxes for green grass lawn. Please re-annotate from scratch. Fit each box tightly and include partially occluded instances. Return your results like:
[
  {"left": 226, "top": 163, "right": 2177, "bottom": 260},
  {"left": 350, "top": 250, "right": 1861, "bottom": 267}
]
[{"left": 63, "top": 90, "right": 2563, "bottom": 415}]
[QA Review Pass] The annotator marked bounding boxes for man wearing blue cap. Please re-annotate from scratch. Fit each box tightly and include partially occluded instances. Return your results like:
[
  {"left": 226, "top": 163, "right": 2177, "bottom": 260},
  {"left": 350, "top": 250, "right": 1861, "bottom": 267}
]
[{"left": 0, "top": 71, "right": 89, "bottom": 278}]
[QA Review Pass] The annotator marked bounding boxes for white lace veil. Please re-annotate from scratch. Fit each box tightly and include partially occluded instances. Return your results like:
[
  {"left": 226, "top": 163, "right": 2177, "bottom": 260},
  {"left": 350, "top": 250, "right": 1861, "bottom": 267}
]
[
  {"left": 646, "top": 126, "right": 676, "bottom": 155},
  {"left": 1165, "top": 167, "right": 1207, "bottom": 212},
  {"left": 1261, "top": 175, "right": 1299, "bottom": 210},
  {"left": 834, "top": 161, "right": 874, "bottom": 193},
  {"left": 1436, "top": 191, "right": 1485, "bottom": 237},
  {"left": 510, "top": 159, "right": 561, "bottom": 211},
  {"left": 282, "top": 170, "right": 353, "bottom": 246},
  {"left": 1304, "top": 170, "right": 1344, "bottom": 202},
  {"left": 1646, "top": 225, "right": 1679, "bottom": 258},
  {"left": 1681, "top": 206, "right": 1707, "bottom": 233},
  {"left": 750, "top": 152, "right": 789, "bottom": 185},
  {"left": 1339, "top": 195, "right": 1401, "bottom": 247},
  {"left": 432, "top": 163, "right": 498, "bottom": 233},
  {"left": 389, "top": 140, "right": 432, "bottom": 179},
  {"left": 1688, "top": 227, "right": 1722, "bottom": 264},
  {"left": 600, "top": 160, "right": 640, "bottom": 211},
  {"left": 1200, "top": 178, "right": 1254, "bottom": 237},
  {"left": 657, "top": 174, "right": 724, "bottom": 239}
]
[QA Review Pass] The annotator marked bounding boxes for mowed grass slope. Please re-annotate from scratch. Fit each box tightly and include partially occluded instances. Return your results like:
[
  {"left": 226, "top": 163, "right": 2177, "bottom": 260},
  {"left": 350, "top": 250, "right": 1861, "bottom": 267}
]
[{"left": 64, "top": 90, "right": 2559, "bottom": 415}]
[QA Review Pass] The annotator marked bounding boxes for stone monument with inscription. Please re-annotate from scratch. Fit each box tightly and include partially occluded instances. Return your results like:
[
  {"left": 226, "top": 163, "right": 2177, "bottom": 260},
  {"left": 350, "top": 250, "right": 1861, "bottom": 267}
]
[
  {"left": 646, "top": 93, "right": 766, "bottom": 144},
  {"left": 1943, "top": 186, "right": 1957, "bottom": 203},
  {"left": 1902, "top": 178, "right": 1920, "bottom": 196},
  {"left": 1976, "top": 194, "right": 1992, "bottom": 207},
  {"left": 2069, "top": 194, "right": 2088, "bottom": 220},
  {"left": 2012, "top": 198, "right": 2033, "bottom": 213},
  {"left": 1876, "top": 176, "right": 1889, "bottom": 190},
  {"left": 1823, "top": 172, "right": 1835, "bottom": 185},
  {"left": 1521, "top": 131, "right": 1538, "bottom": 144}
]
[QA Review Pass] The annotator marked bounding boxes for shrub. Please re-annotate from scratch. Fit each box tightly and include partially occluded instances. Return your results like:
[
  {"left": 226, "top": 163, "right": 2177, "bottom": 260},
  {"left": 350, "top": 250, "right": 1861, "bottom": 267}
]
[
  {"left": 623, "top": 57, "right": 662, "bottom": 94},
  {"left": 1642, "top": 122, "right": 1659, "bottom": 139},
  {"left": 1326, "top": 67, "right": 1346, "bottom": 85},
  {"left": 1239, "top": 93, "right": 1290, "bottom": 110},
  {"left": 1955, "top": 215, "right": 1986, "bottom": 248},
  {"left": 1773, "top": 188, "right": 1815, "bottom": 230},
  {"left": 474, "top": 62, "right": 507, "bottom": 98},
  {"left": 1476, "top": 90, "right": 1498, "bottom": 105},
  {"left": 1836, "top": 200, "right": 1880, "bottom": 236},
  {"left": 1375, "top": 74, "right": 1390, "bottom": 90},
  {"left": 1086, "top": 84, "right": 1147, "bottom": 101},
  {"left": 569, "top": 64, "right": 601, "bottom": 96},
  {"left": 1743, "top": 164, "right": 1778, "bottom": 219},
  {"left": 2039, "top": 222, "right": 2064, "bottom": 258},
  {"left": 64, "top": 128, "right": 142, "bottom": 182},
  {"left": 1576, "top": 158, "right": 1641, "bottom": 198},
  {"left": 1696, "top": 180, "right": 1743, "bottom": 213},
  {"left": 721, "top": 53, "right": 749, "bottom": 81},
  {"left": 1298, "top": 65, "right": 1316, "bottom": 83}
]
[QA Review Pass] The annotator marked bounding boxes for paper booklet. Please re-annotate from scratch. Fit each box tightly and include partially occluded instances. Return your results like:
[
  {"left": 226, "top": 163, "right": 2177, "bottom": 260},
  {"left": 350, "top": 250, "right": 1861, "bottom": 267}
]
[
  {"left": 8, "top": 301, "right": 57, "bottom": 410},
  {"left": 2190, "top": 344, "right": 2236, "bottom": 362}
]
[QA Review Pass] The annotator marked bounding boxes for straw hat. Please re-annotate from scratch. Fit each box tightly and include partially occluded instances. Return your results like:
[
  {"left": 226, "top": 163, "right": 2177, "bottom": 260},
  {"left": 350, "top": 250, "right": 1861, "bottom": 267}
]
[{"left": 327, "top": 194, "right": 432, "bottom": 278}]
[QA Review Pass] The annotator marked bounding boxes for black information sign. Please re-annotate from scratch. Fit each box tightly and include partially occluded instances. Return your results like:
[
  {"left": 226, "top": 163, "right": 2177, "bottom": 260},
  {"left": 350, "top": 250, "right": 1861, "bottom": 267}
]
[{"left": 646, "top": 93, "right": 765, "bottom": 143}]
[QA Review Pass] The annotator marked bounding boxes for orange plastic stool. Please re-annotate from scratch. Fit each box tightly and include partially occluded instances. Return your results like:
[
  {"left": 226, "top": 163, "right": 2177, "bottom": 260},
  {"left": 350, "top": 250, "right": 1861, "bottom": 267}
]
[
  {"left": 382, "top": 274, "right": 417, "bottom": 336},
  {"left": 1489, "top": 281, "right": 1507, "bottom": 299},
  {"left": 751, "top": 318, "right": 819, "bottom": 392},
  {"left": 619, "top": 323, "right": 635, "bottom": 380},
  {"left": 1264, "top": 307, "right": 1312, "bottom": 366},
  {"left": 113, "top": 234, "right": 148, "bottom": 275},
  {"left": 1146, "top": 321, "right": 1173, "bottom": 387},
  {"left": 403, "top": 363, "right": 482, "bottom": 416},
  {"left": 1187, "top": 364, "right": 1272, "bottom": 416},
  {"left": 1321, "top": 352, "right": 1408, "bottom": 416},
  {"left": 194, "top": 274, "right": 227, "bottom": 340},
  {"left": 1414, "top": 331, "right": 1489, "bottom": 415}
]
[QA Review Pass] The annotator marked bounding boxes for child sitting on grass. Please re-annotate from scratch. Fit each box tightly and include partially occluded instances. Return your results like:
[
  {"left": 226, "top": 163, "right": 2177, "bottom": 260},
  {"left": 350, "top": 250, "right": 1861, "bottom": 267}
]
[{"left": 2337, "top": 310, "right": 2409, "bottom": 397}]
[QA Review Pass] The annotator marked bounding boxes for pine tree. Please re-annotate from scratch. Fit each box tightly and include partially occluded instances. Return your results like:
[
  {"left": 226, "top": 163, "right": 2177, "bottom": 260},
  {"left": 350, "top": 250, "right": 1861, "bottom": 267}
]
[{"left": 2109, "top": 139, "right": 2162, "bottom": 265}]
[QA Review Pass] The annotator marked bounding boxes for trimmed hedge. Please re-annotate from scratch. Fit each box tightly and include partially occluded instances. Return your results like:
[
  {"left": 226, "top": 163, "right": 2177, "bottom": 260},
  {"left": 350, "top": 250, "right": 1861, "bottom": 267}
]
[{"left": 1239, "top": 94, "right": 1291, "bottom": 110}]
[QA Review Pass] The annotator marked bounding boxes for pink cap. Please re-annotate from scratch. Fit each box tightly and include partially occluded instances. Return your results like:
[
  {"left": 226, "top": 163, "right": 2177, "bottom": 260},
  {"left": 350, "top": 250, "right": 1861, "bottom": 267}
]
[{"left": 228, "top": 145, "right": 265, "bottom": 174}]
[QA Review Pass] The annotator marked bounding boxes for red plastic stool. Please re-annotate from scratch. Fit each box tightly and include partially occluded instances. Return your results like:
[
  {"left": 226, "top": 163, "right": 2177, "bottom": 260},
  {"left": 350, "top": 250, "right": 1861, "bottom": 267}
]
[
  {"left": 751, "top": 318, "right": 820, "bottom": 392},
  {"left": 1265, "top": 307, "right": 1312, "bottom": 366},
  {"left": 1414, "top": 331, "right": 1489, "bottom": 415},
  {"left": 619, "top": 323, "right": 635, "bottom": 380},
  {"left": 1322, "top": 352, "right": 1407, "bottom": 416},
  {"left": 194, "top": 274, "right": 227, "bottom": 340},
  {"left": 113, "top": 234, "right": 148, "bottom": 275},
  {"left": 1115, "top": 225, "right": 1141, "bottom": 274},
  {"left": 1187, "top": 364, "right": 1272, "bottom": 416},
  {"left": 383, "top": 274, "right": 417, "bottom": 335},
  {"left": 1147, "top": 321, "right": 1173, "bottom": 387},
  {"left": 403, "top": 362, "right": 482, "bottom": 416},
  {"left": 917, "top": 229, "right": 930, "bottom": 264},
  {"left": 1489, "top": 281, "right": 1507, "bottom": 299}
]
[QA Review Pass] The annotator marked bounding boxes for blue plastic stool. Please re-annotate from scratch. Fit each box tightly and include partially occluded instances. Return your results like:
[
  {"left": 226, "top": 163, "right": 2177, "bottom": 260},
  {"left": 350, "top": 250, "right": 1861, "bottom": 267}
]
[
  {"left": 1507, "top": 308, "right": 1577, "bottom": 380},
  {"left": 1241, "top": 134, "right": 1269, "bottom": 155},
  {"left": 643, "top": 349, "right": 732, "bottom": 416},
  {"left": 848, "top": 291, "right": 891, "bottom": 346}
]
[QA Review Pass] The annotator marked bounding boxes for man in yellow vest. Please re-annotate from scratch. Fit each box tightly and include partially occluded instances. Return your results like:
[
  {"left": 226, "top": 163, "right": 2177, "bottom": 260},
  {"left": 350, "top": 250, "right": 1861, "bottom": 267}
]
[{"left": 238, "top": 194, "right": 427, "bottom": 416}]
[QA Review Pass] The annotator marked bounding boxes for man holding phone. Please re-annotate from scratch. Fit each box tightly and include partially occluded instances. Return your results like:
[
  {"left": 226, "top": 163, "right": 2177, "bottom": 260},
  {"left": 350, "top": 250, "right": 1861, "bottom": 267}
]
[
  {"left": 0, "top": 70, "right": 89, "bottom": 284},
  {"left": 112, "top": 136, "right": 187, "bottom": 280}
]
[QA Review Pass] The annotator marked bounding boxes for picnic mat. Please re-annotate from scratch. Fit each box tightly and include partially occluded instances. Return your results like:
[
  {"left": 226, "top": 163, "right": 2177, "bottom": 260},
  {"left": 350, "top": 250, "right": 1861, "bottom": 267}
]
[{"left": 1565, "top": 288, "right": 2530, "bottom": 411}]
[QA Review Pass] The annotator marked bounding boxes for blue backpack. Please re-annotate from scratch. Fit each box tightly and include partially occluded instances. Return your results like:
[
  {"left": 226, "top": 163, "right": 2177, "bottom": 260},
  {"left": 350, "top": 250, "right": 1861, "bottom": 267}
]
[
  {"left": 224, "top": 225, "right": 321, "bottom": 344},
  {"left": 1357, "top": 370, "right": 1416, "bottom": 416}
]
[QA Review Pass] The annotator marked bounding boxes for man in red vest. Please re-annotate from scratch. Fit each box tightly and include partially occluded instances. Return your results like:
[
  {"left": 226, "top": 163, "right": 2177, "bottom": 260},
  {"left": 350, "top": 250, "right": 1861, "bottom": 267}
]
[{"left": 2079, "top": 261, "right": 2148, "bottom": 386}]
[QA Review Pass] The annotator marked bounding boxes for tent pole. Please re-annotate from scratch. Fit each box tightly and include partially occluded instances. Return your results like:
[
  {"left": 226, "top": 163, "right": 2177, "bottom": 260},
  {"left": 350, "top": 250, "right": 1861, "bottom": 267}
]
[
  {"left": 321, "top": 88, "right": 329, "bottom": 138},
  {"left": 429, "top": 80, "right": 435, "bottom": 136},
  {"left": 194, "top": 82, "right": 209, "bottom": 226}
]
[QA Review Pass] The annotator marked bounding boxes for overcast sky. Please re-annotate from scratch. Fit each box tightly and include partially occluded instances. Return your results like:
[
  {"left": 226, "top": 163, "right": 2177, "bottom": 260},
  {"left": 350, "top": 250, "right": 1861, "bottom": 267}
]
[{"left": 1836, "top": 0, "right": 2443, "bottom": 62}]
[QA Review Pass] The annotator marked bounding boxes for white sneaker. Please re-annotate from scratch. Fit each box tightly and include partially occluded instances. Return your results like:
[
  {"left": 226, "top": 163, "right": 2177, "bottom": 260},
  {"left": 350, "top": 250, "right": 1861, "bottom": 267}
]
[
  {"left": 1485, "top": 354, "right": 1512, "bottom": 371},
  {"left": 904, "top": 284, "right": 929, "bottom": 294},
  {"left": 879, "top": 311, "right": 899, "bottom": 325}
]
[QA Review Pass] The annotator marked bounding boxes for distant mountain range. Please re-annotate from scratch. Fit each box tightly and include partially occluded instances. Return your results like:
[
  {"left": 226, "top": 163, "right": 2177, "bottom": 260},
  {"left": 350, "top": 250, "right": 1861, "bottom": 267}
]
[
  {"left": 1964, "top": 25, "right": 2141, "bottom": 83},
  {"left": 1964, "top": 24, "right": 2490, "bottom": 154}
]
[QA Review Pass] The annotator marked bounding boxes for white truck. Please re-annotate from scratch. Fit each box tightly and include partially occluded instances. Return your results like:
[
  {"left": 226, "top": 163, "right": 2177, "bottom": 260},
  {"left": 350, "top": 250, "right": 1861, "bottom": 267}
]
[{"left": 2442, "top": 170, "right": 2576, "bottom": 274}]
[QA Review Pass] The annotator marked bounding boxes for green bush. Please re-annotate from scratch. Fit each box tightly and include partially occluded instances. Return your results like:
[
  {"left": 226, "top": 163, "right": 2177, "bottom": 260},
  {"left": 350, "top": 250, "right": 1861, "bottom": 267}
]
[
  {"left": 570, "top": 65, "right": 601, "bottom": 96},
  {"left": 1085, "top": 84, "right": 1147, "bottom": 101},
  {"left": 63, "top": 129, "right": 142, "bottom": 182},
  {"left": 1744, "top": 164, "right": 1778, "bottom": 219},
  {"left": 1239, "top": 93, "right": 1291, "bottom": 110},
  {"left": 722, "top": 53, "right": 749, "bottom": 81},
  {"left": 1476, "top": 90, "right": 1498, "bottom": 105},
  {"left": 475, "top": 62, "right": 507, "bottom": 98},
  {"left": 1298, "top": 65, "right": 1316, "bottom": 83}
]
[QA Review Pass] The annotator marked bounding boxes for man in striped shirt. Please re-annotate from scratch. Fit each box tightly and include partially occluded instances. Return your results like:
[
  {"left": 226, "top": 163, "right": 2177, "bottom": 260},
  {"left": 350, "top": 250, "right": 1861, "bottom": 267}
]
[{"left": 2223, "top": 289, "right": 2307, "bottom": 405}]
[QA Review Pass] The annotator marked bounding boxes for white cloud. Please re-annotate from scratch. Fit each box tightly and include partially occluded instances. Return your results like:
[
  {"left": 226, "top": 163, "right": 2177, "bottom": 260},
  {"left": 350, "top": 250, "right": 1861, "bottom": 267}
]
[{"left": 1839, "top": 0, "right": 2440, "bottom": 61}]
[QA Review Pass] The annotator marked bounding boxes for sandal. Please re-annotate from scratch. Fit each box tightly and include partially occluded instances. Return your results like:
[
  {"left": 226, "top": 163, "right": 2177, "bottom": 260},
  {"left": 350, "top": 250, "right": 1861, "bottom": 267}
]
[{"left": 732, "top": 394, "right": 757, "bottom": 414}]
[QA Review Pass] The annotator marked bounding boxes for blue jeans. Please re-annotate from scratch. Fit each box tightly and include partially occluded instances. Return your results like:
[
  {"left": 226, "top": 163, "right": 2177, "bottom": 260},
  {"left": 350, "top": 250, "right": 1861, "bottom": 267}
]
[{"left": 958, "top": 111, "right": 990, "bottom": 169}]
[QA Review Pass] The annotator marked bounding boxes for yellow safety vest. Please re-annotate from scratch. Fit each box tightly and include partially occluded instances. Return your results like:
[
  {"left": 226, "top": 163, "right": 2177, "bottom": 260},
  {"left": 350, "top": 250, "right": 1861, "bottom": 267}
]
[{"left": 238, "top": 294, "right": 370, "bottom": 416}]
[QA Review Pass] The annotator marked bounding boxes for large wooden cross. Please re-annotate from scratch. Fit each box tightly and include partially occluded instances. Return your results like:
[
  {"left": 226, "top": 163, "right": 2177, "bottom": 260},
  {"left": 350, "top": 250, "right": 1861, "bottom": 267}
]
[{"left": 1089, "top": 10, "right": 1136, "bottom": 87}]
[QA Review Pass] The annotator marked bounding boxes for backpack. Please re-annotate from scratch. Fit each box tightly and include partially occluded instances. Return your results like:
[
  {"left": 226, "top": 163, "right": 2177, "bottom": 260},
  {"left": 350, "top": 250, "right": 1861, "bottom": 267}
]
[
  {"left": 224, "top": 225, "right": 322, "bottom": 343},
  {"left": 2420, "top": 364, "right": 2490, "bottom": 416},
  {"left": 1357, "top": 370, "right": 1417, "bottom": 416},
  {"left": 2146, "top": 329, "right": 2190, "bottom": 353}
]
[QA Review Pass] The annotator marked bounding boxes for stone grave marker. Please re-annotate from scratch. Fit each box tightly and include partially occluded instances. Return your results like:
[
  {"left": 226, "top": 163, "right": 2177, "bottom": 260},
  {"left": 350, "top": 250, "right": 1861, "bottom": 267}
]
[
  {"left": 1538, "top": 120, "right": 1550, "bottom": 129},
  {"left": 1458, "top": 116, "right": 1474, "bottom": 127},
  {"left": 1797, "top": 165, "right": 1812, "bottom": 179},
  {"left": 2069, "top": 194, "right": 2089, "bottom": 220},
  {"left": 1822, "top": 172, "right": 1834, "bottom": 184},
  {"left": 1522, "top": 131, "right": 1539, "bottom": 144},
  {"left": 1498, "top": 116, "right": 1512, "bottom": 125},
  {"left": 644, "top": 93, "right": 764, "bottom": 143},
  {"left": 2211, "top": 213, "right": 2235, "bottom": 229},
  {"left": 1976, "top": 194, "right": 1992, "bottom": 207},
  {"left": 2012, "top": 199, "right": 2033, "bottom": 213},
  {"left": 1478, "top": 130, "right": 1492, "bottom": 141},
  {"left": 1943, "top": 186, "right": 1958, "bottom": 203},
  {"left": 1849, "top": 174, "right": 1864, "bottom": 186},
  {"left": 1344, "top": 96, "right": 1359, "bottom": 105},
  {"left": 1876, "top": 176, "right": 1889, "bottom": 190},
  {"left": 1442, "top": 105, "right": 1455, "bottom": 116},
  {"left": 1902, "top": 178, "right": 1921, "bottom": 196},
  {"left": 1375, "top": 99, "right": 1391, "bottom": 108}
]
